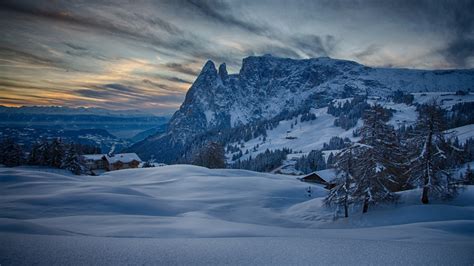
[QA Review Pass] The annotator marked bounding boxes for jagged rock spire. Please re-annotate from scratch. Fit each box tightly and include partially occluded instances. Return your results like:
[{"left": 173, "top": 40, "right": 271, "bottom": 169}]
[
  {"left": 218, "top": 63, "right": 228, "bottom": 81},
  {"left": 201, "top": 60, "right": 217, "bottom": 75}
]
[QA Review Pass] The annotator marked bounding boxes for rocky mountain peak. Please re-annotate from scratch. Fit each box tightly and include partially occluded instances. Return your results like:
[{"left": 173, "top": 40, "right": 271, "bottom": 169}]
[
  {"left": 201, "top": 60, "right": 217, "bottom": 74},
  {"left": 218, "top": 63, "right": 228, "bottom": 81}
]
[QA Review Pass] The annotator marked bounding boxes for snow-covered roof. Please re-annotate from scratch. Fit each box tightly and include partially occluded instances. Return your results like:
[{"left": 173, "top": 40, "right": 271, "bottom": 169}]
[
  {"left": 82, "top": 154, "right": 105, "bottom": 161},
  {"left": 105, "top": 153, "right": 141, "bottom": 164},
  {"left": 316, "top": 169, "right": 337, "bottom": 182},
  {"left": 301, "top": 172, "right": 328, "bottom": 184},
  {"left": 82, "top": 153, "right": 142, "bottom": 164}
]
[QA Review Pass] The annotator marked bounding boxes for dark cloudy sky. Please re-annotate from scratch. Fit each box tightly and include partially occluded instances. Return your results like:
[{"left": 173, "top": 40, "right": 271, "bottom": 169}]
[{"left": 0, "top": 0, "right": 473, "bottom": 114}]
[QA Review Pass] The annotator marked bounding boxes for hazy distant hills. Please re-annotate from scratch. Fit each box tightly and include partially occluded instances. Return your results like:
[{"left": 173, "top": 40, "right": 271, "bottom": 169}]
[
  {"left": 0, "top": 106, "right": 169, "bottom": 139},
  {"left": 0, "top": 105, "right": 157, "bottom": 117},
  {"left": 0, "top": 106, "right": 170, "bottom": 153}
]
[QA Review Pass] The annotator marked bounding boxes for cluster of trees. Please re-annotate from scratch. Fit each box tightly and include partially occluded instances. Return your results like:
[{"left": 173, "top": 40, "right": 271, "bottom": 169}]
[
  {"left": 322, "top": 136, "right": 351, "bottom": 151},
  {"left": 191, "top": 141, "right": 226, "bottom": 169},
  {"left": 142, "top": 156, "right": 156, "bottom": 168},
  {"left": 463, "top": 165, "right": 474, "bottom": 185},
  {"left": 464, "top": 138, "right": 474, "bottom": 162},
  {"left": 325, "top": 103, "right": 470, "bottom": 218},
  {"left": 231, "top": 148, "right": 292, "bottom": 172},
  {"left": 391, "top": 90, "right": 414, "bottom": 105},
  {"left": 294, "top": 137, "right": 350, "bottom": 174},
  {"left": 295, "top": 150, "right": 327, "bottom": 173},
  {"left": 448, "top": 102, "right": 474, "bottom": 128},
  {"left": 230, "top": 150, "right": 244, "bottom": 161},
  {"left": 0, "top": 138, "right": 100, "bottom": 175},
  {"left": 300, "top": 112, "right": 317, "bottom": 122},
  {"left": 327, "top": 96, "right": 371, "bottom": 130},
  {"left": 0, "top": 138, "right": 24, "bottom": 167}
]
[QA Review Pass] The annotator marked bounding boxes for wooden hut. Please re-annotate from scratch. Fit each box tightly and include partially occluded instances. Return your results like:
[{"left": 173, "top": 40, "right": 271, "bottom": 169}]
[
  {"left": 103, "top": 153, "right": 141, "bottom": 171},
  {"left": 298, "top": 172, "right": 329, "bottom": 185},
  {"left": 82, "top": 153, "right": 141, "bottom": 172}
]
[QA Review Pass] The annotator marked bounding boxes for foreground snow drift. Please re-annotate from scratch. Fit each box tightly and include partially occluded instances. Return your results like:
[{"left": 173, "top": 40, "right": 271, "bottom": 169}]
[{"left": 1, "top": 165, "right": 473, "bottom": 265}]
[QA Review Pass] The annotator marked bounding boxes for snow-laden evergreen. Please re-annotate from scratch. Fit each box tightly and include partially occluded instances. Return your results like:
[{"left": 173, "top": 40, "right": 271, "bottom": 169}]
[
  {"left": 324, "top": 147, "right": 355, "bottom": 218},
  {"left": 406, "top": 103, "right": 460, "bottom": 204}
]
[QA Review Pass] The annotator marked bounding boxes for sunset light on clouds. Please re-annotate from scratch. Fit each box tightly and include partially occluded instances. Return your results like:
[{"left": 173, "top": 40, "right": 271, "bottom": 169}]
[{"left": 1, "top": 0, "right": 473, "bottom": 114}]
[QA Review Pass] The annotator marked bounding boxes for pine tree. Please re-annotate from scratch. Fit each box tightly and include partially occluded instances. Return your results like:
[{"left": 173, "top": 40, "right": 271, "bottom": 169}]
[
  {"left": 325, "top": 147, "right": 355, "bottom": 218},
  {"left": 28, "top": 142, "right": 42, "bottom": 165},
  {"left": 62, "top": 145, "right": 85, "bottom": 175},
  {"left": 142, "top": 156, "right": 156, "bottom": 168},
  {"left": 353, "top": 105, "right": 398, "bottom": 213},
  {"left": 40, "top": 141, "right": 52, "bottom": 166},
  {"left": 464, "top": 164, "right": 474, "bottom": 185},
  {"left": 193, "top": 141, "right": 226, "bottom": 169},
  {"left": 406, "top": 102, "right": 454, "bottom": 204},
  {"left": 50, "top": 138, "right": 65, "bottom": 168},
  {"left": 295, "top": 150, "right": 327, "bottom": 173},
  {"left": 326, "top": 152, "right": 335, "bottom": 168},
  {"left": 0, "top": 138, "right": 23, "bottom": 167}
]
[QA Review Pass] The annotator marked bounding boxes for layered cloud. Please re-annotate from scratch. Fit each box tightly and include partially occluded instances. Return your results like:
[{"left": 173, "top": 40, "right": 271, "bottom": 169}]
[{"left": 0, "top": 0, "right": 472, "bottom": 114}]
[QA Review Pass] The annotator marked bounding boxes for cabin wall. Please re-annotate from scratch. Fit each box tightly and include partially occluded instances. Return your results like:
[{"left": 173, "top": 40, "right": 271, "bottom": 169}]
[{"left": 83, "top": 155, "right": 141, "bottom": 172}]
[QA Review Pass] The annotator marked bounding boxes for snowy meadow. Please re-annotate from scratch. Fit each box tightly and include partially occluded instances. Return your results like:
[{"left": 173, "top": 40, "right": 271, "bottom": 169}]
[{"left": 1, "top": 165, "right": 473, "bottom": 265}]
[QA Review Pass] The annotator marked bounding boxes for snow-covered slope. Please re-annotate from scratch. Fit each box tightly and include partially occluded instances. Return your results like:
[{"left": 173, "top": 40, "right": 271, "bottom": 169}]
[
  {"left": 227, "top": 91, "right": 474, "bottom": 169},
  {"left": 230, "top": 107, "right": 358, "bottom": 162},
  {"left": 448, "top": 124, "right": 474, "bottom": 143},
  {"left": 227, "top": 99, "right": 419, "bottom": 164},
  {"left": 1, "top": 166, "right": 473, "bottom": 264}
]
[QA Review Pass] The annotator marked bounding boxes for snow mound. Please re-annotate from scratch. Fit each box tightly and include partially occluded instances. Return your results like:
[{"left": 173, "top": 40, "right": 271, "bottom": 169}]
[{"left": 1, "top": 166, "right": 473, "bottom": 264}]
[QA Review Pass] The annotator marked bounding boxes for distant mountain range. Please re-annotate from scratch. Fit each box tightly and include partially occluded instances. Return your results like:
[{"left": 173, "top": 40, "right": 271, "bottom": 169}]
[
  {"left": 129, "top": 55, "right": 474, "bottom": 162},
  {"left": 0, "top": 106, "right": 169, "bottom": 139},
  {"left": 0, "top": 106, "right": 158, "bottom": 117},
  {"left": 0, "top": 127, "right": 128, "bottom": 153}
]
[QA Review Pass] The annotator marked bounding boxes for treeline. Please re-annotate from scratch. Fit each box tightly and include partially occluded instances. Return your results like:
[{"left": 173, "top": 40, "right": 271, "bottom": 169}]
[
  {"left": 295, "top": 136, "right": 351, "bottom": 174},
  {"left": 325, "top": 103, "right": 473, "bottom": 219},
  {"left": 295, "top": 150, "right": 328, "bottom": 174},
  {"left": 0, "top": 138, "right": 24, "bottom": 167},
  {"left": 190, "top": 141, "right": 226, "bottom": 169},
  {"left": 327, "top": 95, "right": 371, "bottom": 130},
  {"left": 327, "top": 91, "right": 418, "bottom": 131},
  {"left": 185, "top": 141, "right": 291, "bottom": 172},
  {"left": 231, "top": 148, "right": 292, "bottom": 172},
  {"left": 0, "top": 138, "right": 100, "bottom": 174},
  {"left": 390, "top": 90, "right": 414, "bottom": 105},
  {"left": 448, "top": 102, "right": 474, "bottom": 128}
]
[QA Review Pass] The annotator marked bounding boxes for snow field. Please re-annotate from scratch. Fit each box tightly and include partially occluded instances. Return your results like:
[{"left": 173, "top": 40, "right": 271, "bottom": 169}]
[{"left": 1, "top": 165, "right": 473, "bottom": 265}]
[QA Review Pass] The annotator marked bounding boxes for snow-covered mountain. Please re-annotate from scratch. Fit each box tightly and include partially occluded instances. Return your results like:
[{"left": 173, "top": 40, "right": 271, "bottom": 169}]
[{"left": 131, "top": 55, "right": 474, "bottom": 162}]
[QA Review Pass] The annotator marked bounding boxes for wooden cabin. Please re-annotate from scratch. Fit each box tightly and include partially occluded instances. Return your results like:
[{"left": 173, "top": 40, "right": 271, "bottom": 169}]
[
  {"left": 82, "top": 153, "right": 142, "bottom": 172},
  {"left": 298, "top": 172, "right": 329, "bottom": 185},
  {"left": 82, "top": 154, "right": 107, "bottom": 171},
  {"left": 104, "top": 153, "right": 141, "bottom": 171},
  {"left": 298, "top": 171, "right": 338, "bottom": 190}
]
